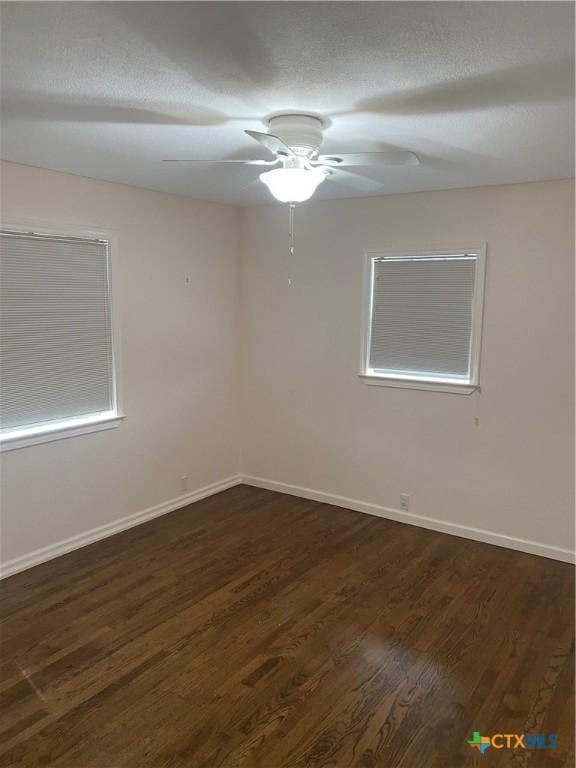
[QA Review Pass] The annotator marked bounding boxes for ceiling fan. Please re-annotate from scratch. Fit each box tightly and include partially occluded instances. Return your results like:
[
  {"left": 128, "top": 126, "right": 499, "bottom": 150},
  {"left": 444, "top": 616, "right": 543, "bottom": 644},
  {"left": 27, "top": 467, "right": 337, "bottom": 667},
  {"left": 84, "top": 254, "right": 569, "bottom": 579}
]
[{"left": 163, "top": 114, "right": 419, "bottom": 202}]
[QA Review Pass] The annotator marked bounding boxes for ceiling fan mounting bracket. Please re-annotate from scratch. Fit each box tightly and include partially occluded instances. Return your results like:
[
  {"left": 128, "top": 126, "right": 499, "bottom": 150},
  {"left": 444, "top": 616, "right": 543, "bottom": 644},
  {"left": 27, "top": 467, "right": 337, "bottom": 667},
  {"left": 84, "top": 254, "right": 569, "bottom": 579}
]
[{"left": 267, "top": 114, "right": 324, "bottom": 156}]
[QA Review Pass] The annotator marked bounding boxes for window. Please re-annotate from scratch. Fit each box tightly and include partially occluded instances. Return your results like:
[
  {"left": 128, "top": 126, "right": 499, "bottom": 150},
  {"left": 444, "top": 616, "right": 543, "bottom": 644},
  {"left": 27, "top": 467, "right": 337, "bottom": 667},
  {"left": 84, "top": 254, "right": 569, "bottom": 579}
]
[
  {"left": 360, "top": 248, "right": 486, "bottom": 393},
  {"left": 0, "top": 227, "right": 122, "bottom": 450}
]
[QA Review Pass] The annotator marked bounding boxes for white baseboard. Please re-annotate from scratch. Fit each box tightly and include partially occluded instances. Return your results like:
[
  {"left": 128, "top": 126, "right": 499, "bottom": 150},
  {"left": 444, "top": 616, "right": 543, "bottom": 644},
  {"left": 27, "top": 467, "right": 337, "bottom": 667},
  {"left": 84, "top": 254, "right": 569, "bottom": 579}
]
[
  {"left": 0, "top": 475, "right": 242, "bottom": 579},
  {"left": 241, "top": 475, "right": 575, "bottom": 564},
  {"left": 3, "top": 473, "right": 573, "bottom": 578}
]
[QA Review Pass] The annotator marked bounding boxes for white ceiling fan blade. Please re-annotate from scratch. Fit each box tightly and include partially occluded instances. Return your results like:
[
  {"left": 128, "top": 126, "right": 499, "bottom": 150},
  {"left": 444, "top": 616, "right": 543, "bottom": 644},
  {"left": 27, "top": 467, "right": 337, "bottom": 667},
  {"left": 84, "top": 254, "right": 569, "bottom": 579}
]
[
  {"left": 244, "top": 130, "right": 294, "bottom": 157},
  {"left": 317, "top": 151, "right": 419, "bottom": 167},
  {"left": 239, "top": 177, "right": 265, "bottom": 192},
  {"left": 325, "top": 168, "right": 383, "bottom": 193},
  {"left": 162, "top": 158, "right": 278, "bottom": 165}
]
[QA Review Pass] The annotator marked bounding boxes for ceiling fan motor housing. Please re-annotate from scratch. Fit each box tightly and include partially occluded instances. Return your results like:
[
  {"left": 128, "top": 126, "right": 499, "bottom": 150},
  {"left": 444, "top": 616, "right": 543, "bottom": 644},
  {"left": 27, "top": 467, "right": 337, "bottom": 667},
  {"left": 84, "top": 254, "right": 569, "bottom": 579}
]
[{"left": 267, "top": 114, "right": 324, "bottom": 156}]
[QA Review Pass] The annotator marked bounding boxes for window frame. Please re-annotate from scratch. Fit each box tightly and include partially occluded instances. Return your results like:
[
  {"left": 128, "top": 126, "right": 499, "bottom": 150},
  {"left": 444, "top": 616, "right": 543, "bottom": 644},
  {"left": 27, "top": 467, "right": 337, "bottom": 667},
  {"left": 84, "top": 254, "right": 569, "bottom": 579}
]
[
  {"left": 0, "top": 220, "right": 124, "bottom": 451},
  {"left": 359, "top": 246, "right": 487, "bottom": 394}
]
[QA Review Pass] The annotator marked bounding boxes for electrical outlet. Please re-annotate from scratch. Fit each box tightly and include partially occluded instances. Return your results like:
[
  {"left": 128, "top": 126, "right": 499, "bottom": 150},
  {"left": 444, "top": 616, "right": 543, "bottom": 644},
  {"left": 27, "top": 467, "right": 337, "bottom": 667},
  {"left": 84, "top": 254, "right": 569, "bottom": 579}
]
[
  {"left": 400, "top": 493, "right": 410, "bottom": 511},
  {"left": 180, "top": 475, "right": 188, "bottom": 493}
]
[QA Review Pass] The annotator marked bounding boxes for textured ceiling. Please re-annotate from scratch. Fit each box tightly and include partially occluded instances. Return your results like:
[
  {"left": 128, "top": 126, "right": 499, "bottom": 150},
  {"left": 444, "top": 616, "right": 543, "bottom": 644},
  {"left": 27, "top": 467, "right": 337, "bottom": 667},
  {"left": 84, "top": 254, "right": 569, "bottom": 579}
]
[{"left": 1, "top": 1, "right": 574, "bottom": 206}]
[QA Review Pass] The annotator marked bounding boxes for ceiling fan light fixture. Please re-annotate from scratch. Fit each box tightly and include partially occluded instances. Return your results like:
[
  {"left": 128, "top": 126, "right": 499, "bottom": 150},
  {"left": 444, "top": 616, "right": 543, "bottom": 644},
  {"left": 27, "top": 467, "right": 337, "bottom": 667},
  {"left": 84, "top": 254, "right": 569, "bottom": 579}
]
[{"left": 259, "top": 167, "right": 326, "bottom": 203}]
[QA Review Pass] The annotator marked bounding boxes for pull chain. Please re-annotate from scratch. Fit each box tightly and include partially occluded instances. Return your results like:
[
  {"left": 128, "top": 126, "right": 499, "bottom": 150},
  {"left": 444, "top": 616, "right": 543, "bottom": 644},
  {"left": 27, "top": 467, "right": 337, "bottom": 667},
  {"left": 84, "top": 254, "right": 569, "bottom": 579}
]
[{"left": 288, "top": 202, "right": 295, "bottom": 287}]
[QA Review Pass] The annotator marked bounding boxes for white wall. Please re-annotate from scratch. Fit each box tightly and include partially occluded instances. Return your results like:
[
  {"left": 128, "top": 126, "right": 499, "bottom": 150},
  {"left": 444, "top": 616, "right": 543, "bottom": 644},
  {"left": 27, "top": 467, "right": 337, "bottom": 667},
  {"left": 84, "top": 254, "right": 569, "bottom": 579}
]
[
  {"left": 1, "top": 161, "right": 241, "bottom": 569},
  {"left": 2, "top": 168, "right": 573, "bottom": 571},
  {"left": 240, "top": 180, "right": 574, "bottom": 559}
]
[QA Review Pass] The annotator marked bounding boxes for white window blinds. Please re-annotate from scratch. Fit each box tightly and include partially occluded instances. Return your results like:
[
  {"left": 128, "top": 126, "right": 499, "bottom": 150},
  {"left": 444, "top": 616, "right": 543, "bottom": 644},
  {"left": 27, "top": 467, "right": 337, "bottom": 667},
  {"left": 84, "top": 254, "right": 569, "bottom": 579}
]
[
  {"left": 367, "top": 252, "right": 482, "bottom": 384},
  {"left": 0, "top": 230, "right": 117, "bottom": 437}
]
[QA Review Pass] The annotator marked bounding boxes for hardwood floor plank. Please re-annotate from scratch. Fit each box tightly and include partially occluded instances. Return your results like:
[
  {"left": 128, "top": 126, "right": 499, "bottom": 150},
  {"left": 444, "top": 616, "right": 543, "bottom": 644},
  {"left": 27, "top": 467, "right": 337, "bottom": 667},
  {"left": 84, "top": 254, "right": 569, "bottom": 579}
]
[{"left": 0, "top": 485, "right": 573, "bottom": 767}]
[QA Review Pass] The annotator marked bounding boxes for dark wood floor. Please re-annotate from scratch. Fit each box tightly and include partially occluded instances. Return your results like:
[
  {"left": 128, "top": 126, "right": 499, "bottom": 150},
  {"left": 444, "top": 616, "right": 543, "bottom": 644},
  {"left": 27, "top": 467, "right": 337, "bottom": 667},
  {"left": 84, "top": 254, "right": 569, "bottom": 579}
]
[{"left": 0, "top": 485, "right": 573, "bottom": 768}]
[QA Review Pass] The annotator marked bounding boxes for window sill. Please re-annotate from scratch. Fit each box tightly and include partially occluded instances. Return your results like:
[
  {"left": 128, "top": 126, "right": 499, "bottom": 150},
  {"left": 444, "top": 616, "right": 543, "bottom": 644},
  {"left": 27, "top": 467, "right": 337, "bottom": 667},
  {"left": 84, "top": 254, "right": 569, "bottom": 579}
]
[
  {"left": 358, "top": 374, "right": 478, "bottom": 395},
  {"left": 0, "top": 414, "right": 125, "bottom": 452}
]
